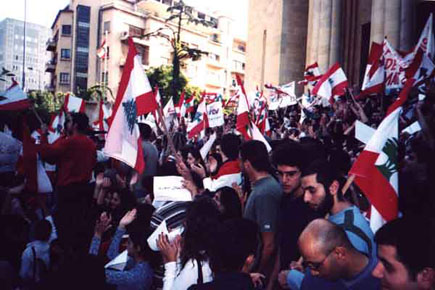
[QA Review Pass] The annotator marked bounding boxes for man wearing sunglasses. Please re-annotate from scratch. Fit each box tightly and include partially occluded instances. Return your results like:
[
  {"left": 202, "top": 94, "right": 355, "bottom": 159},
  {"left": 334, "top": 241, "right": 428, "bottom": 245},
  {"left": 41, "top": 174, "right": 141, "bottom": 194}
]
[{"left": 297, "top": 219, "right": 380, "bottom": 289}]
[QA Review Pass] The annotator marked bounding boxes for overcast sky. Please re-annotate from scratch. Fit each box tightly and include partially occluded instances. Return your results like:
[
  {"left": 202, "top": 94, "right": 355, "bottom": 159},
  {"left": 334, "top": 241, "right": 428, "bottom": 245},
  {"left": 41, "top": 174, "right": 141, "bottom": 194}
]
[{"left": 0, "top": 0, "right": 248, "bottom": 36}]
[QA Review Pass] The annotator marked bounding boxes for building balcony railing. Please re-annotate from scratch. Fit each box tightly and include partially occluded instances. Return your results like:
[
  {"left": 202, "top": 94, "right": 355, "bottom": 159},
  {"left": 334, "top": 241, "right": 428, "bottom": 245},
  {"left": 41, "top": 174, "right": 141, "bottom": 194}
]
[
  {"left": 46, "top": 38, "right": 57, "bottom": 52},
  {"left": 45, "top": 84, "right": 55, "bottom": 92},
  {"left": 45, "top": 59, "right": 57, "bottom": 73}
]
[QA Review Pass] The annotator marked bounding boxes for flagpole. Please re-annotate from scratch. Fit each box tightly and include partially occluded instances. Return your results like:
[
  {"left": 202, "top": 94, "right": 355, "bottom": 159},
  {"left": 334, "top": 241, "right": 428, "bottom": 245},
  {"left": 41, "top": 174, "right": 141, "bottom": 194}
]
[
  {"left": 156, "top": 97, "right": 177, "bottom": 157},
  {"left": 104, "top": 30, "right": 108, "bottom": 100}
]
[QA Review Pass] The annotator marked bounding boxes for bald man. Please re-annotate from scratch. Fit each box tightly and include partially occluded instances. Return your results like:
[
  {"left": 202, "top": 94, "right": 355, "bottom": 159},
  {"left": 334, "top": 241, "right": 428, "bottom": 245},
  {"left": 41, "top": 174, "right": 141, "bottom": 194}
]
[{"left": 297, "top": 219, "right": 380, "bottom": 289}]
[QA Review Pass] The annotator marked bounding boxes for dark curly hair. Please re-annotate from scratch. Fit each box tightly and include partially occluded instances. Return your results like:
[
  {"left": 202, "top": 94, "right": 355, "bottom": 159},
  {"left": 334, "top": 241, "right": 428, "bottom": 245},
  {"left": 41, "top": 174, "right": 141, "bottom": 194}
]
[{"left": 180, "top": 197, "right": 221, "bottom": 268}]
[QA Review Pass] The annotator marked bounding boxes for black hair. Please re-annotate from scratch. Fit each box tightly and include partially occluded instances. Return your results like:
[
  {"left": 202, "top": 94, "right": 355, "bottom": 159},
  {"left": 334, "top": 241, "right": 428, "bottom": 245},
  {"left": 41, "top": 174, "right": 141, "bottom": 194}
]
[
  {"left": 138, "top": 123, "right": 152, "bottom": 140},
  {"left": 209, "top": 218, "right": 259, "bottom": 272},
  {"left": 70, "top": 113, "right": 89, "bottom": 133},
  {"left": 240, "top": 140, "right": 271, "bottom": 172},
  {"left": 301, "top": 159, "right": 346, "bottom": 201},
  {"left": 181, "top": 197, "right": 221, "bottom": 268},
  {"left": 220, "top": 134, "right": 241, "bottom": 160},
  {"left": 375, "top": 217, "right": 435, "bottom": 280},
  {"left": 271, "top": 141, "right": 305, "bottom": 170},
  {"left": 216, "top": 187, "right": 242, "bottom": 220},
  {"left": 34, "top": 219, "right": 52, "bottom": 241}
]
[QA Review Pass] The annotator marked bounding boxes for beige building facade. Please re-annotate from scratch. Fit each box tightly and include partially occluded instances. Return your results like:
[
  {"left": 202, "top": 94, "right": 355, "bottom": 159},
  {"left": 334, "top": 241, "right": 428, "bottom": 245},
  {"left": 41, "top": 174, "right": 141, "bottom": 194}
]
[
  {"left": 246, "top": 0, "right": 435, "bottom": 93},
  {"left": 46, "top": 0, "right": 246, "bottom": 100}
]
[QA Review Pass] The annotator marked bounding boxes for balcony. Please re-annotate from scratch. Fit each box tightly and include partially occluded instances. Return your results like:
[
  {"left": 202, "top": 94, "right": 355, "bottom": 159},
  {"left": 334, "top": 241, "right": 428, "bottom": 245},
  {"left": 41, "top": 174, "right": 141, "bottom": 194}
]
[
  {"left": 46, "top": 38, "right": 57, "bottom": 51},
  {"left": 45, "top": 84, "right": 55, "bottom": 92},
  {"left": 45, "top": 59, "right": 57, "bottom": 73}
]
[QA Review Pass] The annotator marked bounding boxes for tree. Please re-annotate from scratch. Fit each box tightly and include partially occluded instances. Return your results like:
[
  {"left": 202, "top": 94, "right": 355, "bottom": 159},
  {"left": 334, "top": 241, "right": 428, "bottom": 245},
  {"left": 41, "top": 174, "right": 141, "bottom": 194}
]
[
  {"left": 146, "top": 65, "right": 201, "bottom": 104},
  {"left": 143, "top": 0, "right": 214, "bottom": 103}
]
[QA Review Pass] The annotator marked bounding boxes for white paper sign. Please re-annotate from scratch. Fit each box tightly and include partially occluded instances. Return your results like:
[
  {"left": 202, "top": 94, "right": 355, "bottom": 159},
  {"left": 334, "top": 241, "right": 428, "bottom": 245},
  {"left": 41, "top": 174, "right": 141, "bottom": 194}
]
[
  {"left": 105, "top": 250, "right": 128, "bottom": 271},
  {"left": 355, "top": 121, "right": 376, "bottom": 144},
  {"left": 207, "top": 101, "right": 224, "bottom": 128},
  {"left": 153, "top": 176, "right": 192, "bottom": 202},
  {"left": 402, "top": 121, "right": 421, "bottom": 135}
]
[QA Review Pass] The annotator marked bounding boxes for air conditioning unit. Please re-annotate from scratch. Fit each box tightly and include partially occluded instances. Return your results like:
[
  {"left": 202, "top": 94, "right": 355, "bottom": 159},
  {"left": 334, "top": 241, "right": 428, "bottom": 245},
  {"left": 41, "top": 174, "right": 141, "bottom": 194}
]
[{"left": 120, "top": 31, "right": 129, "bottom": 41}]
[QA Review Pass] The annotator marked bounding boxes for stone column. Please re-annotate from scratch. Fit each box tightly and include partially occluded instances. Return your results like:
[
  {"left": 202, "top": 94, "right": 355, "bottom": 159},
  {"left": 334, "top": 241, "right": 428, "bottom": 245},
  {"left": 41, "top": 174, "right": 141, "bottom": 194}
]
[
  {"left": 329, "top": 0, "right": 342, "bottom": 66},
  {"left": 370, "top": 0, "right": 385, "bottom": 45},
  {"left": 308, "top": 0, "right": 322, "bottom": 65},
  {"left": 400, "top": 0, "right": 415, "bottom": 51},
  {"left": 384, "top": 0, "right": 401, "bottom": 49},
  {"left": 318, "top": 0, "right": 333, "bottom": 72}
]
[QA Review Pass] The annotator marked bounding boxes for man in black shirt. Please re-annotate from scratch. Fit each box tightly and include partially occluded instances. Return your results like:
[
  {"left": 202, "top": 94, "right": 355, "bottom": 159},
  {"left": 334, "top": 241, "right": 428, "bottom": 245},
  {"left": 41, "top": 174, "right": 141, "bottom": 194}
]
[{"left": 272, "top": 142, "right": 321, "bottom": 272}]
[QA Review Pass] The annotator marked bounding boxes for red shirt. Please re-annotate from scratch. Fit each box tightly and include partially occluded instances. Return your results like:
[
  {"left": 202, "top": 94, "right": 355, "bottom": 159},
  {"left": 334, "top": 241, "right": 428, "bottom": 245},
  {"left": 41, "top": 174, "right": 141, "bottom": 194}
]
[
  {"left": 212, "top": 159, "right": 241, "bottom": 179},
  {"left": 39, "top": 134, "right": 96, "bottom": 187}
]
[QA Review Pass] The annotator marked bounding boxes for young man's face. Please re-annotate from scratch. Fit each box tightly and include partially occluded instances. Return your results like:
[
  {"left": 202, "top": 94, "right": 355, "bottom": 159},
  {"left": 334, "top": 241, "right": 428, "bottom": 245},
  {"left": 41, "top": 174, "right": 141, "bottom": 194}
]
[
  {"left": 372, "top": 245, "right": 418, "bottom": 290},
  {"left": 301, "top": 174, "right": 333, "bottom": 215},
  {"left": 276, "top": 165, "right": 301, "bottom": 195}
]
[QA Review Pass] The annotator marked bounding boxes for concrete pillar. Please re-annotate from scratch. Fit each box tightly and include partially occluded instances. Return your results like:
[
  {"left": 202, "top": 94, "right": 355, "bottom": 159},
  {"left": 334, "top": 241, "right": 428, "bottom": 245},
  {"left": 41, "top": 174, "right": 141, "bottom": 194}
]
[
  {"left": 305, "top": 0, "right": 315, "bottom": 65},
  {"left": 310, "top": 0, "right": 322, "bottom": 65},
  {"left": 400, "top": 0, "right": 415, "bottom": 51},
  {"left": 318, "top": 0, "right": 332, "bottom": 72},
  {"left": 370, "top": 0, "right": 385, "bottom": 45},
  {"left": 329, "top": 0, "right": 342, "bottom": 66},
  {"left": 384, "top": 0, "right": 401, "bottom": 49}
]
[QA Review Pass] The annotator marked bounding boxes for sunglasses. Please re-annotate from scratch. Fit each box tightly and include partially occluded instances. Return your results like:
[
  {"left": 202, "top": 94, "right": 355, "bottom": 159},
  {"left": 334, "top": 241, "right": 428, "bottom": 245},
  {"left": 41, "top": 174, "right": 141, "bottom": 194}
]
[{"left": 302, "top": 247, "right": 335, "bottom": 271}]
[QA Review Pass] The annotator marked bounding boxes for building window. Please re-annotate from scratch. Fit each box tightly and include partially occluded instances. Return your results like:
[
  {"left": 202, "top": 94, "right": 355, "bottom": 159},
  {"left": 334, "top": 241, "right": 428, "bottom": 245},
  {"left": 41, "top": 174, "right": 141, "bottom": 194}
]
[
  {"left": 209, "top": 53, "right": 220, "bottom": 62},
  {"left": 101, "top": 71, "right": 108, "bottom": 85},
  {"left": 62, "top": 25, "right": 72, "bottom": 35},
  {"left": 59, "top": 72, "right": 70, "bottom": 84},
  {"left": 198, "top": 12, "right": 205, "bottom": 20},
  {"left": 129, "top": 25, "right": 144, "bottom": 37},
  {"left": 210, "top": 17, "right": 218, "bottom": 29},
  {"left": 210, "top": 33, "right": 220, "bottom": 43},
  {"left": 137, "top": 45, "right": 149, "bottom": 65},
  {"left": 75, "top": 5, "right": 90, "bottom": 93},
  {"left": 61, "top": 49, "right": 71, "bottom": 59},
  {"left": 162, "top": 0, "right": 172, "bottom": 5},
  {"left": 104, "top": 21, "right": 111, "bottom": 33}
]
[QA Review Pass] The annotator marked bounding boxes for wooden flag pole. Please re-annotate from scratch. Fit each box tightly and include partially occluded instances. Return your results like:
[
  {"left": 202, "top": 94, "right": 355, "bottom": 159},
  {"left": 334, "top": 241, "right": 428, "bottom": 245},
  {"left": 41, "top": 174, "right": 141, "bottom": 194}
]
[
  {"left": 342, "top": 174, "right": 360, "bottom": 208},
  {"left": 31, "top": 105, "right": 43, "bottom": 125}
]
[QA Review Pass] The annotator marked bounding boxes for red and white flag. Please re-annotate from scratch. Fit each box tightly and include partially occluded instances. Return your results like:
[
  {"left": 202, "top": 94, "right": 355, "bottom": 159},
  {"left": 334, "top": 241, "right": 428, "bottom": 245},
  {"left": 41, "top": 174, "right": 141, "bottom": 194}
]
[
  {"left": 298, "top": 62, "right": 322, "bottom": 86},
  {"left": 176, "top": 91, "right": 185, "bottom": 119},
  {"left": 97, "top": 39, "right": 108, "bottom": 59},
  {"left": 312, "top": 62, "right": 348, "bottom": 104},
  {"left": 235, "top": 75, "right": 251, "bottom": 140},
  {"left": 93, "top": 99, "right": 111, "bottom": 133},
  {"left": 104, "top": 38, "right": 158, "bottom": 173},
  {"left": 0, "top": 80, "right": 30, "bottom": 111},
  {"left": 49, "top": 110, "right": 66, "bottom": 135},
  {"left": 402, "top": 13, "right": 434, "bottom": 66},
  {"left": 405, "top": 48, "right": 435, "bottom": 85},
  {"left": 350, "top": 78, "right": 414, "bottom": 232},
  {"left": 358, "top": 42, "right": 385, "bottom": 99},
  {"left": 184, "top": 93, "right": 196, "bottom": 115},
  {"left": 187, "top": 97, "right": 208, "bottom": 139},
  {"left": 63, "top": 93, "right": 85, "bottom": 113}
]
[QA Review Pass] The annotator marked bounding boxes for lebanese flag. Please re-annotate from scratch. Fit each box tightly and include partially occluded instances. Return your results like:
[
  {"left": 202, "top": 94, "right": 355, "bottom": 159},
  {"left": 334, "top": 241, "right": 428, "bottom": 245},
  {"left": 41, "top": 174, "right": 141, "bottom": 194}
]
[
  {"left": 49, "top": 110, "right": 66, "bottom": 135},
  {"left": 187, "top": 97, "right": 208, "bottom": 139},
  {"left": 405, "top": 48, "right": 435, "bottom": 85},
  {"left": 176, "top": 91, "right": 185, "bottom": 119},
  {"left": 256, "top": 101, "right": 270, "bottom": 136},
  {"left": 93, "top": 99, "right": 111, "bottom": 133},
  {"left": 184, "top": 93, "right": 196, "bottom": 115},
  {"left": 162, "top": 97, "right": 178, "bottom": 130},
  {"left": 298, "top": 62, "right": 322, "bottom": 85},
  {"left": 0, "top": 80, "right": 31, "bottom": 111},
  {"left": 358, "top": 42, "right": 385, "bottom": 99},
  {"left": 17, "top": 122, "right": 53, "bottom": 193},
  {"left": 97, "top": 39, "right": 108, "bottom": 59},
  {"left": 350, "top": 78, "right": 414, "bottom": 232},
  {"left": 104, "top": 38, "right": 152, "bottom": 174},
  {"left": 63, "top": 93, "right": 85, "bottom": 113},
  {"left": 312, "top": 62, "right": 348, "bottom": 104},
  {"left": 235, "top": 75, "right": 252, "bottom": 140},
  {"left": 402, "top": 13, "right": 434, "bottom": 67}
]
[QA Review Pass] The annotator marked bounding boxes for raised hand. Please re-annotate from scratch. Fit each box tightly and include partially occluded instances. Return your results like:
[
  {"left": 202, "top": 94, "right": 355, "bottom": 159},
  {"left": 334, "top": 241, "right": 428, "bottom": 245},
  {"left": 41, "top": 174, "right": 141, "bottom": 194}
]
[
  {"left": 119, "top": 209, "right": 137, "bottom": 230},
  {"left": 94, "top": 212, "right": 112, "bottom": 238},
  {"left": 191, "top": 163, "right": 206, "bottom": 179},
  {"left": 157, "top": 232, "right": 181, "bottom": 263}
]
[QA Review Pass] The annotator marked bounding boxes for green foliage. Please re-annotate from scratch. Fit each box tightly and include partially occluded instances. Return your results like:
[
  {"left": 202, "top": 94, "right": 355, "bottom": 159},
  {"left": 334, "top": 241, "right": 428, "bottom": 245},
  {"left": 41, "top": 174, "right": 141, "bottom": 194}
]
[
  {"left": 146, "top": 65, "right": 202, "bottom": 104},
  {"left": 28, "top": 90, "right": 64, "bottom": 113}
]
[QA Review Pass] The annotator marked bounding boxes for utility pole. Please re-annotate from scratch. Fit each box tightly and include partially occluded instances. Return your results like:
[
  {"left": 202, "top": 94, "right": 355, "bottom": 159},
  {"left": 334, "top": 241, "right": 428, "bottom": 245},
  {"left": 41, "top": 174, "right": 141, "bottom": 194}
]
[{"left": 22, "top": 0, "right": 27, "bottom": 90}]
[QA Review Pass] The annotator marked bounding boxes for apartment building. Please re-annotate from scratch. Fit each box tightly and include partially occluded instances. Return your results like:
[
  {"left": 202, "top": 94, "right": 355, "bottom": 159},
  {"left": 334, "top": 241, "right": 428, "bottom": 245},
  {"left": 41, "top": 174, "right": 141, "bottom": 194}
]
[
  {"left": 0, "top": 18, "right": 51, "bottom": 91},
  {"left": 46, "top": 0, "right": 246, "bottom": 100}
]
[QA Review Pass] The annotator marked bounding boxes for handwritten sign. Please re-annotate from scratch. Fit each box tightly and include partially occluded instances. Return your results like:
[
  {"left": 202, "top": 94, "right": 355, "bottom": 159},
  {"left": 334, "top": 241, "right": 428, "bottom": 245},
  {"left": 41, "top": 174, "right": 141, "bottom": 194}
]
[{"left": 153, "top": 176, "right": 192, "bottom": 202}]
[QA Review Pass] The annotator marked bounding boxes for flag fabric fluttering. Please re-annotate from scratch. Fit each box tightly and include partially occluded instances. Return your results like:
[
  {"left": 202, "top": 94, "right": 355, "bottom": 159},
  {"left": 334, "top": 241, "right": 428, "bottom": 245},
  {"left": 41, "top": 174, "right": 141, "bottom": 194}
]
[
  {"left": 298, "top": 62, "right": 322, "bottom": 86},
  {"left": 405, "top": 48, "right": 435, "bottom": 86},
  {"left": 187, "top": 97, "right": 208, "bottom": 139},
  {"left": 0, "top": 80, "right": 31, "bottom": 111},
  {"left": 63, "top": 93, "right": 86, "bottom": 113},
  {"left": 104, "top": 38, "right": 151, "bottom": 174},
  {"left": 176, "top": 91, "right": 185, "bottom": 119},
  {"left": 358, "top": 42, "right": 385, "bottom": 99},
  {"left": 235, "top": 75, "right": 252, "bottom": 140},
  {"left": 349, "top": 78, "right": 414, "bottom": 233},
  {"left": 93, "top": 99, "right": 111, "bottom": 133},
  {"left": 97, "top": 39, "right": 108, "bottom": 59},
  {"left": 402, "top": 13, "right": 434, "bottom": 66},
  {"left": 312, "top": 62, "right": 348, "bottom": 104}
]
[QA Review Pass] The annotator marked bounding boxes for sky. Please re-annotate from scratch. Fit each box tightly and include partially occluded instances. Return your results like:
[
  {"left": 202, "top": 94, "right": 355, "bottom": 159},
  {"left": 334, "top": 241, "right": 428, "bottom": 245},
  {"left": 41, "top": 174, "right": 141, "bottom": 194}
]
[{"left": 0, "top": 0, "right": 248, "bottom": 35}]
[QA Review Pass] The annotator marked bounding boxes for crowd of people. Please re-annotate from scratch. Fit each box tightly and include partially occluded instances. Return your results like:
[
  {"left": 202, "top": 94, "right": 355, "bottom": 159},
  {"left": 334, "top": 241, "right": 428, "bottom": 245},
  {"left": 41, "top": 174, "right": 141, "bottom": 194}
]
[{"left": 0, "top": 85, "right": 434, "bottom": 290}]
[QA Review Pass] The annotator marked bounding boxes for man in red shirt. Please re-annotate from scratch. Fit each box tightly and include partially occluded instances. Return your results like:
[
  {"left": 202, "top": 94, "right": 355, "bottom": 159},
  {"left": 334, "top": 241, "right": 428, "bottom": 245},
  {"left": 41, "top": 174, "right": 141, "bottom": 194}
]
[{"left": 39, "top": 112, "right": 96, "bottom": 248}]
